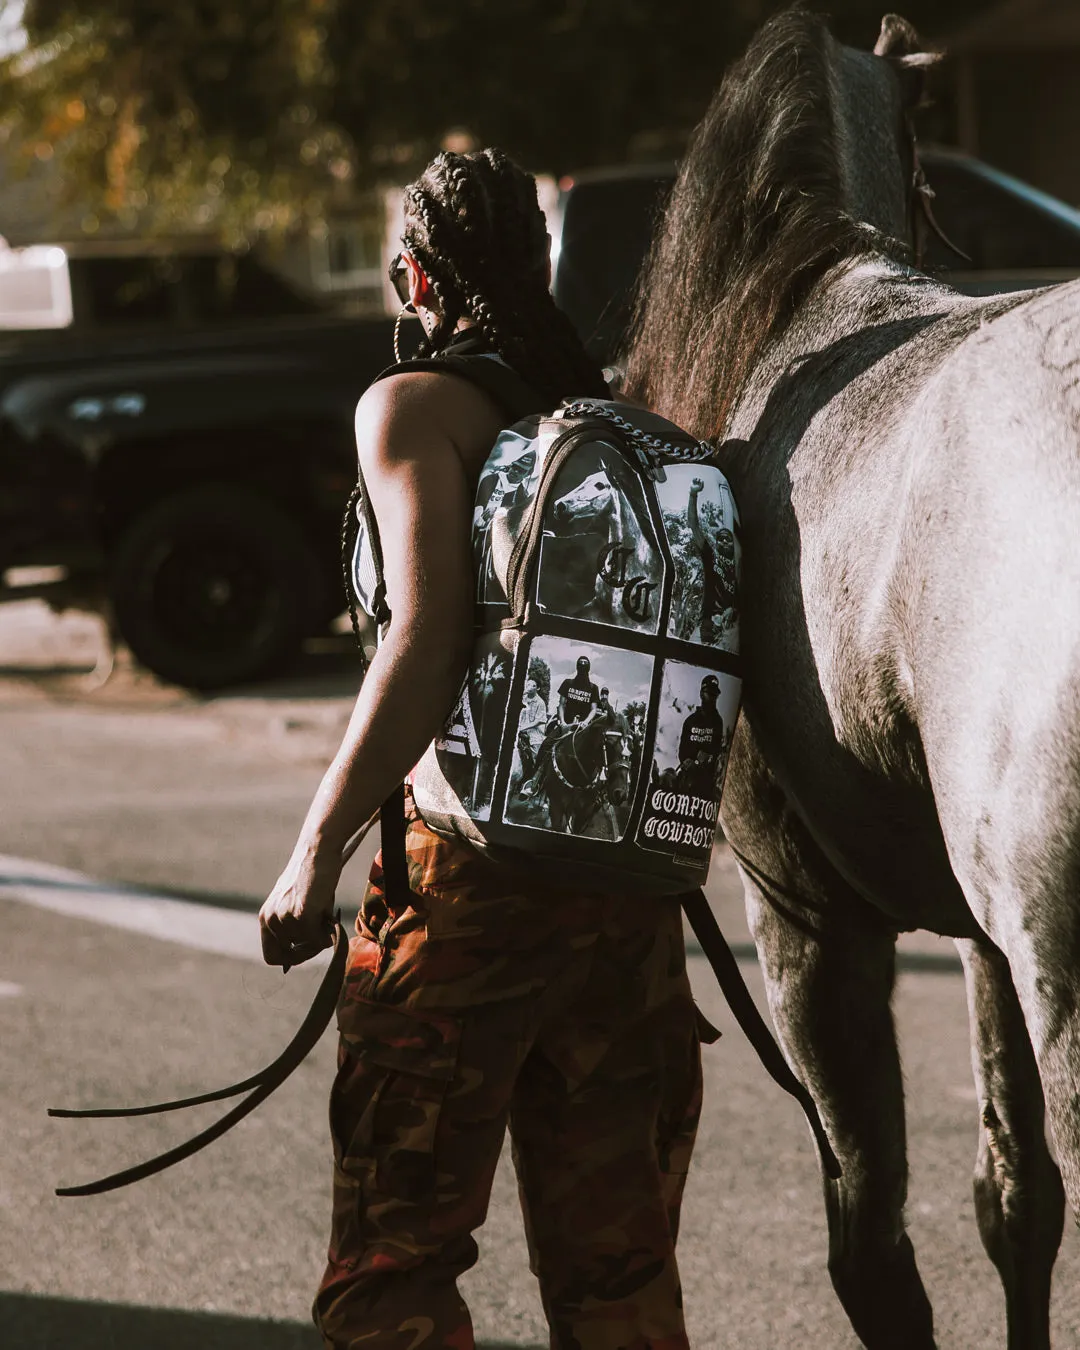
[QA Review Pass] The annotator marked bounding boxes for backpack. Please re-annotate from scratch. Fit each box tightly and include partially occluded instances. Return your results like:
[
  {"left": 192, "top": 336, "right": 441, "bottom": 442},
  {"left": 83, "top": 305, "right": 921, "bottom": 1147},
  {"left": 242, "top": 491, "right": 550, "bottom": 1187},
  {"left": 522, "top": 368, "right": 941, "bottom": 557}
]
[{"left": 351, "top": 351, "right": 742, "bottom": 895}]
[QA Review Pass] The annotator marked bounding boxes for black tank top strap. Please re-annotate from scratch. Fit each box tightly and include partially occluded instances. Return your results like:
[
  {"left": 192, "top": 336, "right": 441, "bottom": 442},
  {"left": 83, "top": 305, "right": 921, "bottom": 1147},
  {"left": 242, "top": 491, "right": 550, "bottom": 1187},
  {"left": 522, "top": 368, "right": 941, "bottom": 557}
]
[{"left": 371, "top": 349, "right": 544, "bottom": 425}]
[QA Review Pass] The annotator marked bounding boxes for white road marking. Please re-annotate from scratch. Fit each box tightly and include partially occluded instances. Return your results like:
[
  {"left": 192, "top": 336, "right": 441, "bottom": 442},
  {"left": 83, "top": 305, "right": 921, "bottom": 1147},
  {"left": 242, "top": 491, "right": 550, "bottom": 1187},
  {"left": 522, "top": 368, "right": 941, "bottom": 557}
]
[{"left": 0, "top": 854, "right": 332, "bottom": 966}]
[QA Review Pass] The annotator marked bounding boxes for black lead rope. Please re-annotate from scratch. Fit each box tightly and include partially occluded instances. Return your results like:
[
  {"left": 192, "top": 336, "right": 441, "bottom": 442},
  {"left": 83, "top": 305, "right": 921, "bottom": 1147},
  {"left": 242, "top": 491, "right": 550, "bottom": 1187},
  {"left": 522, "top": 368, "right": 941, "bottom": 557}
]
[
  {"left": 680, "top": 887, "right": 842, "bottom": 1180},
  {"left": 49, "top": 917, "right": 349, "bottom": 1197},
  {"left": 49, "top": 810, "right": 387, "bottom": 1197},
  {"left": 49, "top": 790, "right": 839, "bottom": 1195},
  {"left": 373, "top": 791, "right": 840, "bottom": 1184}
]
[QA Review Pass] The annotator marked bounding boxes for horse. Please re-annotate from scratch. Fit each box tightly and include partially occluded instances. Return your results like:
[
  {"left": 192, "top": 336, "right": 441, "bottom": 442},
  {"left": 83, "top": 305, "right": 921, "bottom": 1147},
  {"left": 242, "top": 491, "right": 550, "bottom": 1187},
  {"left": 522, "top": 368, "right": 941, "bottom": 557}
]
[
  {"left": 540, "top": 451, "right": 663, "bottom": 628},
  {"left": 545, "top": 707, "right": 636, "bottom": 838},
  {"left": 626, "top": 10, "right": 1080, "bottom": 1349}
]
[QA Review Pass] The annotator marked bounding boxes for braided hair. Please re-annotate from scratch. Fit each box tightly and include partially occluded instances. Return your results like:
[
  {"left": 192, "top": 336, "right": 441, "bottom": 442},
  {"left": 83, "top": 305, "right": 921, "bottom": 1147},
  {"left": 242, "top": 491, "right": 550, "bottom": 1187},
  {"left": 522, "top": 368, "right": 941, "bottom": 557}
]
[
  {"left": 401, "top": 148, "right": 608, "bottom": 408},
  {"left": 342, "top": 148, "right": 608, "bottom": 656}
]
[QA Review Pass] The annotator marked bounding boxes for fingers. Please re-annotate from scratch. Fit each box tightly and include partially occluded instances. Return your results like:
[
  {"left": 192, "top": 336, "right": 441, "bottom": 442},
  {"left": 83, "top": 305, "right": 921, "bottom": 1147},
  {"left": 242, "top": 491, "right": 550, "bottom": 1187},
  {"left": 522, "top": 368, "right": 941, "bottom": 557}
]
[
  {"left": 281, "top": 936, "right": 333, "bottom": 973},
  {"left": 259, "top": 908, "right": 334, "bottom": 970}
]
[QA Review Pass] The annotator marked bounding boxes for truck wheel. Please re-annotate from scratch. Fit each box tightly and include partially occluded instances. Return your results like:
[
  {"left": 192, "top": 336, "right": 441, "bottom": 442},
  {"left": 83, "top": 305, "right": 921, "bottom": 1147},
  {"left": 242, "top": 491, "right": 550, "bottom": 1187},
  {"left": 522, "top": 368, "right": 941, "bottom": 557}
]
[{"left": 110, "top": 485, "right": 320, "bottom": 689}]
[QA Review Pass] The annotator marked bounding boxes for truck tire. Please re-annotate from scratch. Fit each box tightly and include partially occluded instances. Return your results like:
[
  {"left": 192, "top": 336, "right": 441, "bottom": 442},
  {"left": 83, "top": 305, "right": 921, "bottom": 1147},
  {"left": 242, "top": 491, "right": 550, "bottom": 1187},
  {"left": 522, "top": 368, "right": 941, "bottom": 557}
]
[{"left": 110, "top": 485, "right": 320, "bottom": 689}]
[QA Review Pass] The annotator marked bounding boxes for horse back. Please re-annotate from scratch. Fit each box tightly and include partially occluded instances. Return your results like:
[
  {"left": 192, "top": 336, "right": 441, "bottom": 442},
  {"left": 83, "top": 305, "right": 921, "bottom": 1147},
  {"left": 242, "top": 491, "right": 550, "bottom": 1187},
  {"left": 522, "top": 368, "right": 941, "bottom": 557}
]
[
  {"left": 722, "top": 266, "right": 1079, "bottom": 930},
  {"left": 900, "top": 279, "right": 1080, "bottom": 940}
]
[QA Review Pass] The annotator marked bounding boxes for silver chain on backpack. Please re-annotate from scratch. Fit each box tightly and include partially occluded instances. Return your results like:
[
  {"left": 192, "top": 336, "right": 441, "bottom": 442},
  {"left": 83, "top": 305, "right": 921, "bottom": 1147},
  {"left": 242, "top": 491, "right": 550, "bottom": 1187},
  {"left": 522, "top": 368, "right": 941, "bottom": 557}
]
[{"left": 558, "top": 400, "right": 716, "bottom": 468}]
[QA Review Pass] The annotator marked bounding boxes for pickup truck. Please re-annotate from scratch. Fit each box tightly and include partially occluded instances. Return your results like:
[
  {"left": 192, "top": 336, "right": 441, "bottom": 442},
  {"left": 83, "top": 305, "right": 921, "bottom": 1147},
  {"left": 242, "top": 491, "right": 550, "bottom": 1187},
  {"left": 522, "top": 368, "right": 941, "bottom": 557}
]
[
  {"left": 0, "top": 242, "right": 395, "bottom": 688},
  {"left": 5, "top": 147, "right": 1079, "bottom": 690},
  {"left": 552, "top": 147, "right": 1080, "bottom": 363}
]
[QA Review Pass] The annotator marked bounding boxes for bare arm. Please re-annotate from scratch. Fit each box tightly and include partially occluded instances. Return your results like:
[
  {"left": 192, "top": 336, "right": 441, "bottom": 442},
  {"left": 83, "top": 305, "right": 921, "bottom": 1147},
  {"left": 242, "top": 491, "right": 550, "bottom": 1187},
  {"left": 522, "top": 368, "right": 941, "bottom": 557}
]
[
  {"left": 259, "top": 373, "right": 492, "bottom": 965},
  {"left": 687, "top": 478, "right": 706, "bottom": 551}
]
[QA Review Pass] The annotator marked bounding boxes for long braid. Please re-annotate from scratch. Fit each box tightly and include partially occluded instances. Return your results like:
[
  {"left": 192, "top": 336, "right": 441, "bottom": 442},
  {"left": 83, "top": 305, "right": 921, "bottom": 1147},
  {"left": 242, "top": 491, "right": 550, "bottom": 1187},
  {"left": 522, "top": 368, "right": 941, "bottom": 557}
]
[
  {"left": 340, "top": 481, "right": 365, "bottom": 656},
  {"left": 342, "top": 149, "right": 608, "bottom": 654},
  {"left": 401, "top": 149, "right": 608, "bottom": 407}
]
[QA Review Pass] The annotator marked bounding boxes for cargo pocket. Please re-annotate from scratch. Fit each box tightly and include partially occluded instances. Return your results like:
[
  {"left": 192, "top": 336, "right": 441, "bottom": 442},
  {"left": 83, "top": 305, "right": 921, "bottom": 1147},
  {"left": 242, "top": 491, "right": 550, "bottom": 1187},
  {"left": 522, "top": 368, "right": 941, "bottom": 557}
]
[{"left": 332, "top": 999, "right": 462, "bottom": 1206}]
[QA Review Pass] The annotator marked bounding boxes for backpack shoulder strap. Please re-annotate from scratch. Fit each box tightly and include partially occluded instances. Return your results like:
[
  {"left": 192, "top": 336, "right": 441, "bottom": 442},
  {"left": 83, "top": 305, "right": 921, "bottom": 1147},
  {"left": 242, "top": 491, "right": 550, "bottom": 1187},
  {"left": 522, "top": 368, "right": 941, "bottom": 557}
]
[{"left": 372, "top": 354, "right": 544, "bottom": 424}]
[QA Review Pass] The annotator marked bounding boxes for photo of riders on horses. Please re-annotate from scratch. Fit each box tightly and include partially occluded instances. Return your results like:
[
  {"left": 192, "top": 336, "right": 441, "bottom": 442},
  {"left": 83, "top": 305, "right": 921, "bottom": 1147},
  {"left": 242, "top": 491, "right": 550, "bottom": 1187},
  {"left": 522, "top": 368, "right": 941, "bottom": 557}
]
[{"left": 506, "top": 640, "right": 648, "bottom": 840}]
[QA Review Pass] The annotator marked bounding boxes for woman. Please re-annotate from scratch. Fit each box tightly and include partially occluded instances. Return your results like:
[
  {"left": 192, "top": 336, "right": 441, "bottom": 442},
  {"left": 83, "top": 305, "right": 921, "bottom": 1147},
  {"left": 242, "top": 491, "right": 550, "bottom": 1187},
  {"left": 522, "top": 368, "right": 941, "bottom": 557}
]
[{"left": 258, "top": 148, "right": 710, "bottom": 1350}]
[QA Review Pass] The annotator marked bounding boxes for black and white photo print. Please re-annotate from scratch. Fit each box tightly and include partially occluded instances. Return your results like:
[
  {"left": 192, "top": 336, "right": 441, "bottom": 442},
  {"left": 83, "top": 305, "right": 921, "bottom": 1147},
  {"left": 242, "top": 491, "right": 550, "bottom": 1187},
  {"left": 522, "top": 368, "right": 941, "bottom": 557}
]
[
  {"left": 504, "top": 635, "right": 652, "bottom": 841},
  {"left": 536, "top": 444, "right": 664, "bottom": 633},
  {"left": 472, "top": 427, "right": 541, "bottom": 606},
  {"left": 420, "top": 634, "right": 514, "bottom": 822},
  {"left": 657, "top": 465, "right": 739, "bottom": 651},
  {"left": 637, "top": 660, "right": 741, "bottom": 865}
]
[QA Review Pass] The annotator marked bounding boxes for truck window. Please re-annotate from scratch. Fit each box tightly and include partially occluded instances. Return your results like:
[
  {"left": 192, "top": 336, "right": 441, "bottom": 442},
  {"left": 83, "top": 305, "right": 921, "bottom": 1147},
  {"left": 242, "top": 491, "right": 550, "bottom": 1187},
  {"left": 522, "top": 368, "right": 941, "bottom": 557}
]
[
  {"left": 554, "top": 174, "right": 673, "bottom": 362},
  {"left": 922, "top": 159, "right": 1080, "bottom": 273},
  {"left": 73, "top": 255, "right": 178, "bottom": 327},
  {"left": 184, "top": 253, "right": 320, "bottom": 321}
]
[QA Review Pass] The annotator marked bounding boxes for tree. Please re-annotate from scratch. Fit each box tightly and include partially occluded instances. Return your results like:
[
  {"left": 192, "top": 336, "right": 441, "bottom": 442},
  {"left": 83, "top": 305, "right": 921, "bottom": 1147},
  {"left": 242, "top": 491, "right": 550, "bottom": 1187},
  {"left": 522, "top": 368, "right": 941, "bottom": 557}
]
[
  {"left": 0, "top": 0, "right": 744, "bottom": 237},
  {"left": 0, "top": 0, "right": 996, "bottom": 240},
  {"left": 0, "top": 0, "right": 347, "bottom": 238}
]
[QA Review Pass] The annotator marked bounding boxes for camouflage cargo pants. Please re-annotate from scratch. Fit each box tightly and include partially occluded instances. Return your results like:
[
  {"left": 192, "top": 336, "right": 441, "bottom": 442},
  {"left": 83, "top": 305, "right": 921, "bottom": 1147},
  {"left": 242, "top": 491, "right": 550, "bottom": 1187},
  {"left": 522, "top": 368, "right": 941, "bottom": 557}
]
[{"left": 313, "top": 799, "right": 712, "bottom": 1350}]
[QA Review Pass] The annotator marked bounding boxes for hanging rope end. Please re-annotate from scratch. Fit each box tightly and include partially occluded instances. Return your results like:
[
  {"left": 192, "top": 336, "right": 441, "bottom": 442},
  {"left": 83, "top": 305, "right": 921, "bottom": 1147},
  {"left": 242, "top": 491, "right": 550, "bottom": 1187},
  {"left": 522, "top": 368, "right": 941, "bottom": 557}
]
[{"left": 55, "top": 1182, "right": 100, "bottom": 1198}]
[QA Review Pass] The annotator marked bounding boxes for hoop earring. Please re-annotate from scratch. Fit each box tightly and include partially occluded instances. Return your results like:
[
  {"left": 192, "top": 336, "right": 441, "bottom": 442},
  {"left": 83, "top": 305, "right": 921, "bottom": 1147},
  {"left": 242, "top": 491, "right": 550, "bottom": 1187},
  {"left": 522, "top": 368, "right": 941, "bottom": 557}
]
[{"left": 393, "top": 303, "right": 416, "bottom": 364}]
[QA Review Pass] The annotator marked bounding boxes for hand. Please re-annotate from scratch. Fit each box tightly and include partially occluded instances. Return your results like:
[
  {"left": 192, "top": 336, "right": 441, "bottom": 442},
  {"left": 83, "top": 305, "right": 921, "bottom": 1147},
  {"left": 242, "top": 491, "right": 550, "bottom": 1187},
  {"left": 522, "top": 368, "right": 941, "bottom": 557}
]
[
  {"left": 259, "top": 846, "right": 342, "bottom": 969},
  {"left": 690, "top": 477, "right": 704, "bottom": 494}
]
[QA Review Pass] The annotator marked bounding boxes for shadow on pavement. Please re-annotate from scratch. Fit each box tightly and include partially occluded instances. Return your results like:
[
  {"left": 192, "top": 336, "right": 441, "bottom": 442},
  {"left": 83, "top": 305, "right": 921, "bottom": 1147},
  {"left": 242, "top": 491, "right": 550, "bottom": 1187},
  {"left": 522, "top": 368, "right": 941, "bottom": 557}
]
[
  {"left": 0, "top": 1292, "right": 321, "bottom": 1350},
  {"left": 720, "top": 940, "right": 961, "bottom": 975},
  {"left": 0, "top": 868, "right": 264, "bottom": 912},
  {"left": 0, "top": 867, "right": 360, "bottom": 921},
  {"left": 211, "top": 636, "right": 366, "bottom": 702},
  {"left": 0, "top": 629, "right": 366, "bottom": 705},
  {"left": 0, "top": 664, "right": 99, "bottom": 678},
  {"left": 0, "top": 1291, "right": 544, "bottom": 1350}
]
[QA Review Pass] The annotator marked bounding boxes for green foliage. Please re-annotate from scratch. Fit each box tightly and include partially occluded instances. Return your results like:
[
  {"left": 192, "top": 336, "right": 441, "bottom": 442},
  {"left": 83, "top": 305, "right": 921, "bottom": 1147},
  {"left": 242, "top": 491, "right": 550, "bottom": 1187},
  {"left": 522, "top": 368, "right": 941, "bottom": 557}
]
[
  {"left": 0, "top": 0, "right": 346, "bottom": 239},
  {"left": 0, "top": 0, "right": 995, "bottom": 240}
]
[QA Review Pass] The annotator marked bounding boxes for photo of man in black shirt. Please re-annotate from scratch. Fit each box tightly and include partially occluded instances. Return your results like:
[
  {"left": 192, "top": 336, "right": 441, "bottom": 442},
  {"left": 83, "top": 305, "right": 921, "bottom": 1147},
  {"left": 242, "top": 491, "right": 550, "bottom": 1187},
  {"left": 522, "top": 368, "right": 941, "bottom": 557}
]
[
  {"left": 678, "top": 674, "right": 726, "bottom": 796},
  {"left": 558, "top": 656, "right": 602, "bottom": 725},
  {"left": 520, "top": 656, "right": 601, "bottom": 801}
]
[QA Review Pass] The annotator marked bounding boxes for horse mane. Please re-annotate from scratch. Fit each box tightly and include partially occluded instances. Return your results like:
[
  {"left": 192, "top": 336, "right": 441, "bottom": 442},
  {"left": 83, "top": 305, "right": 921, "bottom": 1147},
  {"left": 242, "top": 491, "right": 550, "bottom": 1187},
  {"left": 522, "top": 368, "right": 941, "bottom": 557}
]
[{"left": 624, "top": 8, "right": 921, "bottom": 442}]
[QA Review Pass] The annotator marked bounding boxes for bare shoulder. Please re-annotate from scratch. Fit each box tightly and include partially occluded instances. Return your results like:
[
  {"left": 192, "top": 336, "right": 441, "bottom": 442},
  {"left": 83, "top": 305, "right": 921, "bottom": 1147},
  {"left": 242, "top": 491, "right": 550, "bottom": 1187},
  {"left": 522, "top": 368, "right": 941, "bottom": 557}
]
[{"left": 354, "top": 370, "right": 506, "bottom": 479}]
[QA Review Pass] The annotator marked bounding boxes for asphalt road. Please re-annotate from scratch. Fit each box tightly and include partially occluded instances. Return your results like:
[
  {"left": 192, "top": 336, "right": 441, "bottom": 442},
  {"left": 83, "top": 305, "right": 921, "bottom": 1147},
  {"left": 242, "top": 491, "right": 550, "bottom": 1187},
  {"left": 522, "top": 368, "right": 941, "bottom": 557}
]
[{"left": 2, "top": 601, "right": 1079, "bottom": 1348}]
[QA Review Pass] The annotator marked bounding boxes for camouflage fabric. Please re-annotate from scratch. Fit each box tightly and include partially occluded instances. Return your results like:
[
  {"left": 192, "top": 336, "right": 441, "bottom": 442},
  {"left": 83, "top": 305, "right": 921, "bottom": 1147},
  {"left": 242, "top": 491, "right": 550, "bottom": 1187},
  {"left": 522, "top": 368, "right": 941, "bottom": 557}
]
[{"left": 313, "top": 797, "right": 714, "bottom": 1350}]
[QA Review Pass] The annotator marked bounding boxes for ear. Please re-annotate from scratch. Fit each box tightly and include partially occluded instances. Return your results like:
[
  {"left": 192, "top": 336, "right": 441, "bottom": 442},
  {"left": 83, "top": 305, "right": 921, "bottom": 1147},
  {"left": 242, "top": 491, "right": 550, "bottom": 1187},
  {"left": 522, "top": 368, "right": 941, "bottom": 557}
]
[
  {"left": 403, "top": 252, "right": 437, "bottom": 311},
  {"left": 874, "top": 14, "right": 942, "bottom": 111},
  {"left": 874, "top": 13, "right": 925, "bottom": 60}
]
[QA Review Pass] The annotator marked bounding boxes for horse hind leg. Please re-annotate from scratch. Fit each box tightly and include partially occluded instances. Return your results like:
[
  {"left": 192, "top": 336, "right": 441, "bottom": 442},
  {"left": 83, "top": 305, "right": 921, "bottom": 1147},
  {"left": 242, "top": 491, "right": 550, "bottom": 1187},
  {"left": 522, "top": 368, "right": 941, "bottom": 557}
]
[
  {"left": 742, "top": 868, "right": 936, "bottom": 1349},
  {"left": 947, "top": 789, "right": 1080, "bottom": 1224},
  {"left": 956, "top": 937, "right": 1064, "bottom": 1350}
]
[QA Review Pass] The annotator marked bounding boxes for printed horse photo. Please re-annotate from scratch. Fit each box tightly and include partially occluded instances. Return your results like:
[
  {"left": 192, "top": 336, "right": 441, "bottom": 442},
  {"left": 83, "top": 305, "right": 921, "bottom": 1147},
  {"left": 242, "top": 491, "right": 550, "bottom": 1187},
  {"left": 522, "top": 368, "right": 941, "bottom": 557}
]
[
  {"left": 539, "top": 450, "right": 663, "bottom": 628},
  {"left": 627, "top": 10, "right": 1080, "bottom": 1349},
  {"left": 544, "top": 707, "right": 636, "bottom": 838}
]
